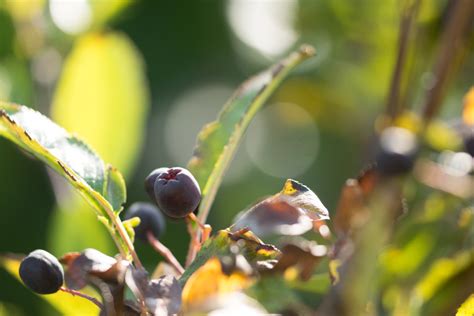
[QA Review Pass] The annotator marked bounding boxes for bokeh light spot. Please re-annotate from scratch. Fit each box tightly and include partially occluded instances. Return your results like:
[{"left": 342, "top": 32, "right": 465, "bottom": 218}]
[
  {"left": 226, "top": 0, "right": 299, "bottom": 58},
  {"left": 49, "top": 0, "right": 91, "bottom": 35},
  {"left": 245, "top": 102, "right": 319, "bottom": 178}
]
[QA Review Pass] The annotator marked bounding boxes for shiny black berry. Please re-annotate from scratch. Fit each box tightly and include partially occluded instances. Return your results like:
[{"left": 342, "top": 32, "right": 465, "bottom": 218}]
[
  {"left": 376, "top": 127, "right": 418, "bottom": 175},
  {"left": 124, "top": 202, "right": 166, "bottom": 241},
  {"left": 153, "top": 167, "right": 201, "bottom": 219},
  {"left": 145, "top": 168, "right": 168, "bottom": 202},
  {"left": 19, "top": 249, "right": 64, "bottom": 294}
]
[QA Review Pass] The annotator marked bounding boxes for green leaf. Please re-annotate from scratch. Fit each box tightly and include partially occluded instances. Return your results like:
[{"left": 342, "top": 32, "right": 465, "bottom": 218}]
[
  {"left": 0, "top": 103, "right": 133, "bottom": 260},
  {"left": 0, "top": 103, "right": 125, "bottom": 213},
  {"left": 104, "top": 165, "right": 127, "bottom": 213},
  {"left": 46, "top": 32, "right": 144, "bottom": 258},
  {"left": 187, "top": 45, "right": 316, "bottom": 224},
  {"left": 51, "top": 32, "right": 149, "bottom": 177},
  {"left": 0, "top": 255, "right": 101, "bottom": 316}
]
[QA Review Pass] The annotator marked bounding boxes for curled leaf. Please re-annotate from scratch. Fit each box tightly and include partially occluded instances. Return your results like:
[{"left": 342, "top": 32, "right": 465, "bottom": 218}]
[
  {"left": 232, "top": 200, "right": 312, "bottom": 237},
  {"left": 125, "top": 268, "right": 182, "bottom": 316},
  {"left": 61, "top": 249, "right": 126, "bottom": 290},
  {"left": 334, "top": 166, "right": 378, "bottom": 236},
  {"left": 232, "top": 179, "right": 328, "bottom": 238},
  {"left": 280, "top": 179, "right": 329, "bottom": 221}
]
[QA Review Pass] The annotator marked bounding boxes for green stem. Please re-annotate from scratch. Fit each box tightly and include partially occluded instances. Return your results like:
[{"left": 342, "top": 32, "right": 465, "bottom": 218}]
[{"left": 92, "top": 191, "right": 143, "bottom": 269}]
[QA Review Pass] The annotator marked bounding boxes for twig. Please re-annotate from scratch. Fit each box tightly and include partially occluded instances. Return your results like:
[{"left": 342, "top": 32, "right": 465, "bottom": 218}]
[
  {"left": 185, "top": 213, "right": 212, "bottom": 267},
  {"left": 147, "top": 231, "right": 185, "bottom": 275},
  {"left": 422, "top": 0, "right": 474, "bottom": 123},
  {"left": 60, "top": 287, "right": 104, "bottom": 310},
  {"left": 185, "top": 216, "right": 200, "bottom": 268},
  {"left": 386, "top": 0, "right": 421, "bottom": 118},
  {"left": 95, "top": 194, "right": 143, "bottom": 269}
]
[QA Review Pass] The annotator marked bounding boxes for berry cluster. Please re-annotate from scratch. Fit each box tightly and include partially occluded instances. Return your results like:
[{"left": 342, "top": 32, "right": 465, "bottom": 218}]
[{"left": 19, "top": 167, "right": 201, "bottom": 303}]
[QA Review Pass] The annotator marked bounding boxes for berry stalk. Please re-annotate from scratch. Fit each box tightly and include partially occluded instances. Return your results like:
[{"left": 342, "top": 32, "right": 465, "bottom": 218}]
[
  {"left": 146, "top": 231, "right": 184, "bottom": 275},
  {"left": 60, "top": 287, "right": 104, "bottom": 310}
]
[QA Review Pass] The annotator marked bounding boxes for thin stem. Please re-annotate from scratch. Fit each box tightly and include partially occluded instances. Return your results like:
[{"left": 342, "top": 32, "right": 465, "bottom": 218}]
[
  {"left": 146, "top": 231, "right": 185, "bottom": 275},
  {"left": 185, "top": 213, "right": 212, "bottom": 266},
  {"left": 386, "top": 0, "right": 421, "bottom": 118},
  {"left": 111, "top": 215, "right": 143, "bottom": 269},
  {"left": 185, "top": 216, "right": 200, "bottom": 268},
  {"left": 422, "top": 0, "right": 474, "bottom": 123},
  {"left": 98, "top": 216, "right": 127, "bottom": 259},
  {"left": 188, "top": 213, "right": 209, "bottom": 232},
  {"left": 60, "top": 287, "right": 103, "bottom": 310},
  {"left": 92, "top": 192, "right": 143, "bottom": 269}
]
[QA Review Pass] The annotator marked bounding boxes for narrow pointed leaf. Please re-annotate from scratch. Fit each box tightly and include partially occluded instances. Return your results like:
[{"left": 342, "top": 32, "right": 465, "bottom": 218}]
[{"left": 187, "top": 45, "right": 316, "bottom": 223}]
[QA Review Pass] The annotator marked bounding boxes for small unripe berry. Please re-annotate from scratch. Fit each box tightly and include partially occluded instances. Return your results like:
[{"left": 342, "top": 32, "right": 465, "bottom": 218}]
[
  {"left": 153, "top": 167, "right": 201, "bottom": 219},
  {"left": 124, "top": 202, "right": 166, "bottom": 241},
  {"left": 19, "top": 249, "right": 64, "bottom": 294},
  {"left": 376, "top": 127, "right": 418, "bottom": 175}
]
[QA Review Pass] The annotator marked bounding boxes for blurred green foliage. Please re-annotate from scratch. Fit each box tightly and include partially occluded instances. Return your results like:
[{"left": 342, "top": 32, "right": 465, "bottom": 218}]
[{"left": 0, "top": 0, "right": 473, "bottom": 315}]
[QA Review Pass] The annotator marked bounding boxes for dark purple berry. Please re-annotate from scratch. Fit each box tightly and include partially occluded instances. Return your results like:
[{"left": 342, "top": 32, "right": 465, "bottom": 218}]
[
  {"left": 19, "top": 249, "right": 64, "bottom": 294},
  {"left": 376, "top": 127, "right": 418, "bottom": 175},
  {"left": 145, "top": 168, "right": 169, "bottom": 201},
  {"left": 153, "top": 167, "right": 201, "bottom": 219},
  {"left": 124, "top": 202, "right": 165, "bottom": 241}
]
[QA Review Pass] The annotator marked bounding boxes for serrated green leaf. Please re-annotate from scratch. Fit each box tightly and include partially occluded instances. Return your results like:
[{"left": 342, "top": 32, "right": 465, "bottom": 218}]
[
  {"left": 51, "top": 32, "right": 149, "bottom": 177},
  {"left": 187, "top": 46, "right": 316, "bottom": 224},
  {"left": 0, "top": 103, "right": 125, "bottom": 213},
  {"left": 0, "top": 255, "right": 101, "bottom": 316},
  {"left": 0, "top": 103, "right": 133, "bottom": 259}
]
